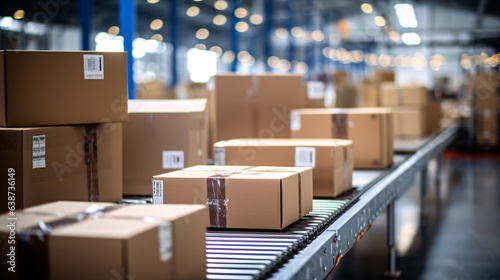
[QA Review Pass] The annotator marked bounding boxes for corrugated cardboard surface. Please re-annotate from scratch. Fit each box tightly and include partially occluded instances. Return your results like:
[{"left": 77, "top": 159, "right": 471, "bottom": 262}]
[
  {"left": 104, "top": 204, "right": 207, "bottom": 280},
  {"left": 123, "top": 99, "right": 208, "bottom": 196},
  {"left": 209, "top": 74, "right": 309, "bottom": 158},
  {"left": 393, "top": 106, "right": 427, "bottom": 137},
  {"left": 0, "top": 51, "right": 128, "bottom": 127},
  {"left": 0, "top": 123, "right": 122, "bottom": 212},
  {"left": 291, "top": 108, "right": 394, "bottom": 169},
  {"left": 184, "top": 165, "right": 313, "bottom": 216},
  {"left": 426, "top": 101, "right": 443, "bottom": 133},
  {"left": 213, "top": 139, "right": 352, "bottom": 197},
  {"left": 154, "top": 170, "right": 300, "bottom": 229}
]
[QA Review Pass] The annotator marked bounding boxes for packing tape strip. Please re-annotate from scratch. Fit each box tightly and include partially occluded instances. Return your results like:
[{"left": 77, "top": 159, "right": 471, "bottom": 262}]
[
  {"left": 84, "top": 125, "right": 99, "bottom": 202},
  {"left": 331, "top": 113, "right": 348, "bottom": 139},
  {"left": 207, "top": 174, "right": 231, "bottom": 228}
]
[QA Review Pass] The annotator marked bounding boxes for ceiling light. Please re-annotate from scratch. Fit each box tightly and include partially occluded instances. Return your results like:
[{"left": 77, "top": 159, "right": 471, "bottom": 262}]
[
  {"left": 394, "top": 3, "right": 418, "bottom": 28},
  {"left": 150, "top": 19, "right": 163, "bottom": 30},
  {"left": 374, "top": 16, "right": 386, "bottom": 27},
  {"left": 250, "top": 14, "right": 263, "bottom": 25},
  {"left": 360, "top": 3, "right": 373, "bottom": 14},
  {"left": 196, "top": 28, "right": 210, "bottom": 39},
  {"left": 401, "top": 32, "right": 420, "bottom": 45},
  {"left": 214, "top": 0, "right": 228, "bottom": 10},
  {"left": 235, "top": 8, "right": 248, "bottom": 18},
  {"left": 13, "top": 10, "right": 25, "bottom": 20},
  {"left": 235, "top": 21, "right": 249, "bottom": 32},
  {"left": 186, "top": 6, "right": 200, "bottom": 17}
]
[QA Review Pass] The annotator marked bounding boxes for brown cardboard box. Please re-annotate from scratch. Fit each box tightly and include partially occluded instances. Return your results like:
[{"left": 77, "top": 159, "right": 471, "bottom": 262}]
[
  {"left": 123, "top": 99, "right": 208, "bottom": 196},
  {"left": 335, "top": 82, "right": 359, "bottom": 108},
  {"left": 23, "top": 201, "right": 116, "bottom": 216},
  {"left": 208, "top": 74, "right": 308, "bottom": 157},
  {"left": 305, "top": 81, "right": 326, "bottom": 108},
  {"left": 152, "top": 169, "right": 300, "bottom": 229},
  {"left": 213, "top": 139, "right": 353, "bottom": 197},
  {"left": 473, "top": 73, "right": 499, "bottom": 110},
  {"left": 0, "top": 50, "right": 128, "bottom": 127},
  {"left": 136, "top": 78, "right": 168, "bottom": 99},
  {"left": 333, "top": 71, "right": 349, "bottom": 85},
  {"left": 176, "top": 82, "right": 208, "bottom": 99},
  {"left": 0, "top": 212, "right": 63, "bottom": 280},
  {"left": 393, "top": 107, "right": 427, "bottom": 137},
  {"left": 0, "top": 123, "right": 123, "bottom": 212},
  {"left": 380, "top": 83, "right": 428, "bottom": 106},
  {"left": 104, "top": 204, "right": 207, "bottom": 280},
  {"left": 184, "top": 165, "right": 313, "bottom": 216},
  {"left": 360, "top": 79, "right": 380, "bottom": 107},
  {"left": 426, "top": 101, "right": 443, "bottom": 133},
  {"left": 373, "top": 69, "right": 395, "bottom": 82},
  {"left": 49, "top": 218, "right": 171, "bottom": 280},
  {"left": 290, "top": 108, "right": 394, "bottom": 169}
]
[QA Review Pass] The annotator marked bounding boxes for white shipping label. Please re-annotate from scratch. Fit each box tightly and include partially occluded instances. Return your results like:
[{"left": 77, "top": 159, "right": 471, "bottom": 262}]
[
  {"left": 162, "top": 151, "right": 184, "bottom": 169},
  {"left": 152, "top": 180, "right": 164, "bottom": 205},
  {"left": 295, "top": 147, "right": 316, "bottom": 168},
  {"left": 307, "top": 81, "right": 325, "bottom": 99},
  {"left": 32, "top": 135, "right": 46, "bottom": 169},
  {"left": 290, "top": 112, "right": 301, "bottom": 131},
  {"left": 214, "top": 147, "right": 226, "bottom": 165},
  {"left": 158, "top": 222, "right": 173, "bottom": 261},
  {"left": 83, "top": 54, "right": 104, "bottom": 79}
]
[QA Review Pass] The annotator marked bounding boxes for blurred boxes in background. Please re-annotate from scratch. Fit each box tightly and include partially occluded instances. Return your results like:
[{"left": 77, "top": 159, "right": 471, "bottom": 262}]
[
  {"left": 0, "top": 123, "right": 123, "bottom": 212},
  {"left": 0, "top": 50, "right": 128, "bottom": 127},
  {"left": 123, "top": 99, "right": 208, "bottom": 196},
  {"left": 136, "top": 78, "right": 169, "bottom": 99},
  {"left": 208, "top": 74, "right": 315, "bottom": 158},
  {"left": 471, "top": 72, "right": 499, "bottom": 148},
  {"left": 152, "top": 167, "right": 305, "bottom": 229},
  {"left": 0, "top": 202, "right": 207, "bottom": 280},
  {"left": 213, "top": 139, "right": 353, "bottom": 197},
  {"left": 373, "top": 69, "right": 396, "bottom": 83},
  {"left": 176, "top": 82, "right": 208, "bottom": 99},
  {"left": 291, "top": 108, "right": 394, "bottom": 169},
  {"left": 393, "top": 107, "right": 427, "bottom": 137},
  {"left": 379, "top": 83, "right": 427, "bottom": 106}
]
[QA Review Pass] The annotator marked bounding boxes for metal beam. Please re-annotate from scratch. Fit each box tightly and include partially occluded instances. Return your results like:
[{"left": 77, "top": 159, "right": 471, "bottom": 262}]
[
  {"left": 170, "top": 0, "right": 179, "bottom": 87},
  {"left": 79, "top": 0, "right": 92, "bottom": 51},
  {"left": 119, "top": 0, "right": 136, "bottom": 99},
  {"left": 264, "top": 0, "right": 274, "bottom": 72},
  {"left": 230, "top": 0, "right": 240, "bottom": 72}
]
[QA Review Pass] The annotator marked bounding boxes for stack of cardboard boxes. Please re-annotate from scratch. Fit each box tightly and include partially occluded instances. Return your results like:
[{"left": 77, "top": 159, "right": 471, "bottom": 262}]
[
  {"left": 0, "top": 201, "right": 207, "bottom": 280},
  {"left": 472, "top": 73, "right": 499, "bottom": 148},
  {"left": 122, "top": 99, "right": 208, "bottom": 196},
  {"left": 0, "top": 51, "right": 128, "bottom": 212}
]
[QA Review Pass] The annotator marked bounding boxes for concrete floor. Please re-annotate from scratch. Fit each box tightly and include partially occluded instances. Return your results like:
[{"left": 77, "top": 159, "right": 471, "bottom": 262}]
[{"left": 328, "top": 153, "right": 500, "bottom": 280}]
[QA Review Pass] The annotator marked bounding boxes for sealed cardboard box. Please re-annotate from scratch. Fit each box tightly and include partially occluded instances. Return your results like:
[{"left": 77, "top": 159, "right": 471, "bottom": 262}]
[
  {"left": 104, "top": 204, "right": 207, "bottom": 280},
  {"left": 380, "top": 83, "right": 428, "bottom": 106},
  {"left": 335, "top": 82, "right": 359, "bottom": 108},
  {"left": 426, "top": 101, "right": 443, "bottom": 133},
  {"left": 305, "top": 81, "right": 326, "bottom": 108},
  {"left": 49, "top": 218, "right": 171, "bottom": 280},
  {"left": 393, "top": 107, "right": 427, "bottom": 137},
  {"left": 373, "top": 70, "right": 395, "bottom": 82},
  {"left": 184, "top": 165, "right": 313, "bottom": 216},
  {"left": 152, "top": 169, "right": 300, "bottom": 229},
  {"left": 0, "top": 212, "right": 64, "bottom": 280},
  {"left": 0, "top": 50, "right": 128, "bottom": 127},
  {"left": 360, "top": 79, "right": 380, "bottom": 107},
  {"left": 291, "top": 108, "right": 394, "bottom": 169},
  {"left": 23, "top": 201, "right": 116, "bottom": 216},
  {"left": 213, "top": 139, "right": 353, "bottom": 197},
  {"left": 208, "top": 74, "right": 308, "bottom": 156},
  {"left": 123, "top": 99, "right": 208, "bottom": 196},
  {"left": 0, "top": 123, "right": 123, "bottom": 212}
]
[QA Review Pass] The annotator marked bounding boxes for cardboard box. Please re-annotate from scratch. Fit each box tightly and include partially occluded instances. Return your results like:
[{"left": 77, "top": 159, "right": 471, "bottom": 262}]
[
  {"left": 152, "top": 169, "right": 301, "bottom": 229},
  {"left": 426, "top": 101, "right": 443, "bottom": 133},
  {"left": 380, "top": 83, "right": 428, "bottom": 106},
  {"left": 123, "top": 99, "right": 208, "bottom": 196},
  {"left": 213, "top": 139, "right": 353, "bottom": 197},
  {"left": 23, "top": 201, "right": 116, "bottom": 216},
  {"left": 360, "top": 79, "right": 380, "bottom": 107},
  {"left": 0, "top": 50, "right": 128, "bottom": 127},
  {"left": 393, "top": 107, "right": 427, "bottom": 137},
  {"left": 0, "top": 212, "right": 64, "bottom": 280},
  {"left": 0, "top": 123, "right": 123, "bottom": 212},
  {"left": 305, "top": 81, "right": 326, "bottom": 108},
  {"left": 333, "top": 71, "right": 349, "bottom": 85},
  {"left": 104, "top": 204, "right": 207, "bottom": 280},
  {"left": 290, "top": 108, "right": 394, "bottom": 169},
  {"left": 473, "top": 73, "right": 499, "bottom": 110},
  {"left": 373, "top": 69, "right": 395, "bottom": 82},
  {"left": 208, "top": 74, "right": 308, "bottom": 156},
  {"left": 184, "top": 165, "right": 313, "bottom": 216},
  {"left": 335, "top": 82, "right": 359, "bottom": 108}
]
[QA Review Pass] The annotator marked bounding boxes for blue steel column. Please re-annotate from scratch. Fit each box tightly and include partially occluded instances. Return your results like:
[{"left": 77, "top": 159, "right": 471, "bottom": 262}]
[
  {"left": 119, "top": 0, "right": 136, "bottom": 99},
  {"left": 79, "top": 0, "right": 92, "bottom": 51},
  {"left": 170, "top": 0, "right": 179, "bottom": 87},
  {"left": 264, "top": 0, "right": 274, "bottom": 72},
  {"left": 286, "top": 0, "right": 295, "bottom": 72},
  {"left": 230, "top": 0, "right": 240, "bottom": 72}
]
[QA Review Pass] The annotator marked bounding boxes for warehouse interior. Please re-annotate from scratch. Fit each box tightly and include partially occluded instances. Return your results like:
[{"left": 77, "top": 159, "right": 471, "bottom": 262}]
[{"left": 0, "top": 0, "right": 499, "bottom": 280}]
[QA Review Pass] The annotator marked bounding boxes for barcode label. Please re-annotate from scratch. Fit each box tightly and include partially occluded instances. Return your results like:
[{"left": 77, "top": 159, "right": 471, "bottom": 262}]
[
  {"left": 295, "top": 147, "right": 316, "bottom": 167},
  {"left": 83, "top": 54, "right": 104, "bottom": 79},
  {"left": 307, "top": 81, "right": 324, "bottom": 99},
  {"left": 158, "top": 222, "right": 172, "bottom": 261},
  {"left": 214, "top": 147, "right": 226, "bottom": 165},
  {"left": 162, "top": 151, "right": 184, "bottom": 169},
  {"left": 290, "top": 112, "right": 301, "bottom": 131},
  {"left": 33, "top": 135, "right": 46, "bottom": 169},
  {"left": 152, "top": 180, "right": 164, "bottom": 204}
]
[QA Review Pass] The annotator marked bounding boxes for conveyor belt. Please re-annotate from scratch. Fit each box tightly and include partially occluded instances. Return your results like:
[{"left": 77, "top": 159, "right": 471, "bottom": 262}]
[{"left": 121, "top": 124, "right": 459, "bottom": 280}]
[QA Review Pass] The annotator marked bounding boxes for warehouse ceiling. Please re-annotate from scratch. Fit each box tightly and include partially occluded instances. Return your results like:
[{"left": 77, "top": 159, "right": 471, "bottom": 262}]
[{"left": 1, "top": 0, "right": 500, "bottom": 49}]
